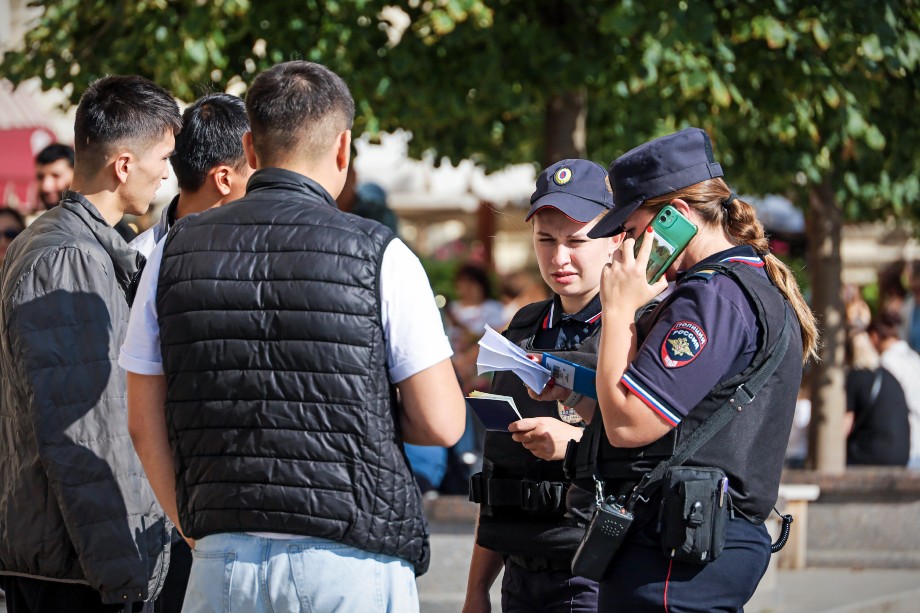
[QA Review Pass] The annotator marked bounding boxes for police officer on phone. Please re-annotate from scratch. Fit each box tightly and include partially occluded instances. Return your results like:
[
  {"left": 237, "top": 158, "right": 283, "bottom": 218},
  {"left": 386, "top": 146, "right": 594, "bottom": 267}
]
[
  {"left": 463, "top": 160, "right": 623, "bottom": 613},
  {"left": 582, "top": 128, "right": 817, "bottom": 612}
]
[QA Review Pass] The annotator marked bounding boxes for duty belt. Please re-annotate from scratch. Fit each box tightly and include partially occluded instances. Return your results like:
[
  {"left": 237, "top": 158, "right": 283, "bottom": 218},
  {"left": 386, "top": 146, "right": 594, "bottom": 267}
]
[{"left": 469, "top": 473, "right": 566, "bottom": 513}]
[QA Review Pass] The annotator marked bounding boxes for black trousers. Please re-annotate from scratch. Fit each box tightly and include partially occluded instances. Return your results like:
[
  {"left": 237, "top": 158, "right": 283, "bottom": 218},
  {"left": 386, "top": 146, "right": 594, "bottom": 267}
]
[
  {"left": 501, "top": 560, "right": 599, "bottom": 613},
  {"left": 0, "top": 575, "right": 150, "bottom": 613},
  {"left": 598, "top": 516, "right": 771, "bottom": 613},
  {"left": 155, "top": 539, "right": 193, "bottom": 613}
]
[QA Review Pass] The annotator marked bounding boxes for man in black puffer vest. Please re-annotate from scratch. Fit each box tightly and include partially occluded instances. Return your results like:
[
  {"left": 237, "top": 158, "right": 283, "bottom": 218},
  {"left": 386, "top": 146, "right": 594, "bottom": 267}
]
[{"left": 120, "top": 61, "right": 467, "bottom": 613}]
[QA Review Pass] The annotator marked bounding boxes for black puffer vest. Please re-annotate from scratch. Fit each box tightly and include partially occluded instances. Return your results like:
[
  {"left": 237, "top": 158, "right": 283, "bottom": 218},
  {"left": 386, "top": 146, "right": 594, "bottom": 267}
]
[
  {"left": 471, "top": 300, "right": 599, "bottom": 563},
  {"left": 156, "top": 168, "right": 430, "bottom": 573},
  {"left": 596, "top": 261, "right": 802, "bottom": 522}
]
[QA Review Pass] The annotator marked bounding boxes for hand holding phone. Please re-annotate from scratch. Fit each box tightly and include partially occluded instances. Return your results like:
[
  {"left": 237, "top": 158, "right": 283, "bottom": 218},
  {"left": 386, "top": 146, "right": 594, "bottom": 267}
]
[{"left": 632, "top": 205, "right": 698, "bottom": 283}]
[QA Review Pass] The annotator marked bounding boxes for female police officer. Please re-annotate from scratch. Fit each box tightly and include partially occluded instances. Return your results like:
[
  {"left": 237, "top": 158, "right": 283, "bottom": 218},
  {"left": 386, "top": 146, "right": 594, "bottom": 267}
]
[
  {"left": 463, "top": 159, "right": 622, "bottom": 613},
  {"left": 584, "top": 128, "right": 818, "bottom": 611}
]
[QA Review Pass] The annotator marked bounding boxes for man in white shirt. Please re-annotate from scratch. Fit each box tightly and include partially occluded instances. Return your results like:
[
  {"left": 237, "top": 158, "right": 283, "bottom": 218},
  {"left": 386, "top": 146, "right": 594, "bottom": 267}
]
[
  {"left": 870, "top": 309, "right": 920, "bottom": 468},
  {"left": 120, "top": 60, "right": 466, "bottom": 613}
]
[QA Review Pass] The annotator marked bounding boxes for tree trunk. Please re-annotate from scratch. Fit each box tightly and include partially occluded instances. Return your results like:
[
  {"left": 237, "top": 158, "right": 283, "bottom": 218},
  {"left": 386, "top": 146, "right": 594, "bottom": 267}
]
[
  {"left": 544, "top": 89, "right": 587, "bottom": 167},
  {"left": 806, "top": 179, "right": 847, "bottom": 474}
]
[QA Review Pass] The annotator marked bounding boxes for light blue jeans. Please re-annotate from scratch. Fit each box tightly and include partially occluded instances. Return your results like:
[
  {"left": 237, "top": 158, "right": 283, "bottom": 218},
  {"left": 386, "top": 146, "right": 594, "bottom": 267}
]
[{"left": 181, "top": 532, "right": 419, "bottom": 613}]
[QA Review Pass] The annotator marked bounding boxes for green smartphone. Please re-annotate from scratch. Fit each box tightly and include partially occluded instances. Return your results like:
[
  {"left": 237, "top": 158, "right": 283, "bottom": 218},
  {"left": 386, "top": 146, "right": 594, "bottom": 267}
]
[{"left": 633, "top": 205, "right": 698, "bottom": 283}]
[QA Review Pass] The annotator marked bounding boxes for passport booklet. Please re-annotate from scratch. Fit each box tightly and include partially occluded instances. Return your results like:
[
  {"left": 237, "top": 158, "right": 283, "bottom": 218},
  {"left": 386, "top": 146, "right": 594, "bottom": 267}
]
[{"left": 467, "top": 391, "right": 523, "bottom": 431}]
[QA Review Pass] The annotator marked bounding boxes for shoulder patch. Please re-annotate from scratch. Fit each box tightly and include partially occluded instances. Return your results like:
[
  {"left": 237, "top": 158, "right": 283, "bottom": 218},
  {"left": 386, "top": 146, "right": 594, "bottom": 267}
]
[{"left": 661, "top": 320, "right": 708, "bottom": 368}]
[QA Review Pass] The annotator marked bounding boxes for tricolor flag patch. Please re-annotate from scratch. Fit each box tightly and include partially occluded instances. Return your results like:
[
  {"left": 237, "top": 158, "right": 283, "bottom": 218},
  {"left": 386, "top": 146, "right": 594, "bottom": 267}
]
[{"left": 661, "top": 320, "right": 707, "bottom": 368}]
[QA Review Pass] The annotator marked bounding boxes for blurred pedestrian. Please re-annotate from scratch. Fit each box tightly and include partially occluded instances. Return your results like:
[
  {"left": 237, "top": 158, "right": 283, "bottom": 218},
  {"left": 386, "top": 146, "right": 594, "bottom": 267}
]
[
  {"left": 878, "top": 259, "right": 907, "bottom": 314},
  {"left": 499, "top": 269, "right": 550, "bottom": 327},
  {"left": 33, "top": 143, "right": 74, "bottom": 213},
  {"left": 122, "top": 60, "right": 466, "bottom": 613},
  {"left": 844, "top": 330, "right": 910, "bottom": 466},
  {"left": 447, "top": 263, "right": 506, "bottom": 394},
  {"left": 0, "top": 75, "right": 180, "bottom": 612},
  {"left": 868, "top": 309, "right": 920, "bottom": 468},
  {"left": 899, "top": 261, "right": 920, "bottom": 353}
]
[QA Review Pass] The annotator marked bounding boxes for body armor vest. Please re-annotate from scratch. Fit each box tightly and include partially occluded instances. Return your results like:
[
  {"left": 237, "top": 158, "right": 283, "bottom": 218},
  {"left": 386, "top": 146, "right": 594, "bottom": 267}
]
[{"left": 471, "top": 300, "right": 600, "bottom": 562}]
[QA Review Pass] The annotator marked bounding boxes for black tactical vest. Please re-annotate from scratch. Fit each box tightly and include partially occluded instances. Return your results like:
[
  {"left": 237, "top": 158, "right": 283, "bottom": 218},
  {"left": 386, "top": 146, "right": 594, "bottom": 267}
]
[
  {"left": 471, "top": 299, "right": 599, "bottom": 563},
  {"left": 156, "top": 168, "right": 430, "bottom": 573},
  {"left": 596, "top": 261, "right": 803, "bottom": 522}
]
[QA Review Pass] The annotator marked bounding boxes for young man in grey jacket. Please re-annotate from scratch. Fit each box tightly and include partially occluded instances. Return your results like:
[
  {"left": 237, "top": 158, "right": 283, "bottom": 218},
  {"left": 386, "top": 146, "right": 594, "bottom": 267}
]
[{"left": 0, "top": 75, "right": 181, "bottom": 612}]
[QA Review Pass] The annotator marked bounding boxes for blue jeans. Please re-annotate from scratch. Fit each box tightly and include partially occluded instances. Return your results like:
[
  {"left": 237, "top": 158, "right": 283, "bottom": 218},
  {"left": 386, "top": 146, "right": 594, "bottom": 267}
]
[{"left": 182, "top": 533, "right": 418, "bottom": 613}]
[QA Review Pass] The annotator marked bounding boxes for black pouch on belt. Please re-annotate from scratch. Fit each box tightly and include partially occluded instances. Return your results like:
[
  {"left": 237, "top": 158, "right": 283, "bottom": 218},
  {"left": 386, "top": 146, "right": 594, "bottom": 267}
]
[{"left": 658, "top": 466, "right": 729, "bottom": 564}]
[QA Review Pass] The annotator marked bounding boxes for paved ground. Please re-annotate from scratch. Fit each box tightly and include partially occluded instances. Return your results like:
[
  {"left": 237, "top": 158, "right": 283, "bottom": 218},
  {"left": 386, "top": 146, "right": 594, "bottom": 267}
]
[
  {"left": 3, "top": 522, "right": 918, "bottom": 612},
  {"left": 419, "top": 520, "right": 920, "bottom": 613}
]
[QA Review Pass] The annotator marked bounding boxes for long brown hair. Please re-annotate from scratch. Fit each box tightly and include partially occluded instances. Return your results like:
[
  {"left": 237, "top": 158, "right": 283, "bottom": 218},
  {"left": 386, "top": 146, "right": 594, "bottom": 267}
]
[{"left": 642, "top": 178, "right": 819, "bottom": 363}]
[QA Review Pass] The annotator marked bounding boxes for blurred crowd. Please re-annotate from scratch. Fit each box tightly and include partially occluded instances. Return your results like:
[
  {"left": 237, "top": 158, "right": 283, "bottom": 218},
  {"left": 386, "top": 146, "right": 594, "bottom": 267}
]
[{"left": 786, "top": 261, "right": 920, "bottom": 469}]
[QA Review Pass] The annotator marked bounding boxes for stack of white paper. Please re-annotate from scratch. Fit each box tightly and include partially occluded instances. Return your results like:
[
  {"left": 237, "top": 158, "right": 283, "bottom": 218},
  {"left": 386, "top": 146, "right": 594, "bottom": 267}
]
[{"left": 476, "top": 325, "right": 551, "bottom": 393}]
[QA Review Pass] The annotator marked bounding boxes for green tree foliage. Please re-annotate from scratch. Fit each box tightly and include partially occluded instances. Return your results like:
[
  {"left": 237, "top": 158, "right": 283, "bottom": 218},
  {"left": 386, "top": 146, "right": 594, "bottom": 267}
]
[
  {"left": 6, "top": 1, "right": 916, "bottom": 210},
  {"left": 5, "top": 0, "right": 919, "bottom": 470}
]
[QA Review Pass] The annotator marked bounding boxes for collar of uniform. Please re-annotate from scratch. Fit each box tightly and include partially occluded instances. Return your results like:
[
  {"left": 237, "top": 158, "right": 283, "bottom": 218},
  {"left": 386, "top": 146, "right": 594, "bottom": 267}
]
[
  {"left": 245, "top": 167, "right": 339, "bottom": 209},
  {"left": 677, "top": 244, "right": 761, "bottom": 281},
  {"left": 541, "top": 293, "right": 603, "bottom": 329},
  {"left": 58, "top": 190, "right": 143, "bottom": 291}
]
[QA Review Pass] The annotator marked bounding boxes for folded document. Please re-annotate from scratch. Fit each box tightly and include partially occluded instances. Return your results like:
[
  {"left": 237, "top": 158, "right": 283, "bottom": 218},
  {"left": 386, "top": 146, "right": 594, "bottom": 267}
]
[
  {"left": 475, "top": 325, "right": 597, "bottom": 398},
  {"left": 476, "top": 325, "right": 551, "bottom": 393}
]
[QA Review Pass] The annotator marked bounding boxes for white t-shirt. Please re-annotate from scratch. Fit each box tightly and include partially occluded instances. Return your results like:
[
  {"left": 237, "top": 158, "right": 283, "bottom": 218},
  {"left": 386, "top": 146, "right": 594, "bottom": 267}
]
[
  {"left": 880, "top": 340, "right": 920, "bottom": 460},
  {"left": 119, "top": 237, "right": 452, "bottom": 384}
]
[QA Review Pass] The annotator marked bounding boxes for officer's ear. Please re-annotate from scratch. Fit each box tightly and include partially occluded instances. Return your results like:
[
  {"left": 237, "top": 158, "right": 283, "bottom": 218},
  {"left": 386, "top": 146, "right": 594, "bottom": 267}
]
[
  {"left": 669, "top": 198, "right": 692, "bottom": 219},
  {"left": 607, "top": 231, "right": 625, "bottom": 255}
]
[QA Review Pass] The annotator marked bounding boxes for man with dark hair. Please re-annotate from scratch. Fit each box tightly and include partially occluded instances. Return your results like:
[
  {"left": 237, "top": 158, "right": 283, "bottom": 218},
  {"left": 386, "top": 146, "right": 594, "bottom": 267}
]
[
  {"left": 126, "top": 92, "right": 251, "bottom": 613},
  {"left": 122, "top": 61, "right": 466, "bottom": 612},
  {"left": 0, "top": 75, "right": 181, "bottom": 612},
  {"left": 34, "top": 143, "right": 75, "bottom": 211},
  {"left": 131, "top": 92, "right": 252, "bottom": 257}
]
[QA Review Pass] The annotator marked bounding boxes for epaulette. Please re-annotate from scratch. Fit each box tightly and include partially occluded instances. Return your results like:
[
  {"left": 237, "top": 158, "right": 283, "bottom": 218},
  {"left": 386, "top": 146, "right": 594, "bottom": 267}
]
[{"left": 684, "top": 268, "right": 721, "bottom": 283}]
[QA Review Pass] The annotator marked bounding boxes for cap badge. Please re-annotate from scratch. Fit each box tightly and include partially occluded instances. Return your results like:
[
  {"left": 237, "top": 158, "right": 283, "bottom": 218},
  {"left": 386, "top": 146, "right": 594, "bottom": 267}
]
[{"left": 553, "top": 167, "right": 573, "bottom": 185}]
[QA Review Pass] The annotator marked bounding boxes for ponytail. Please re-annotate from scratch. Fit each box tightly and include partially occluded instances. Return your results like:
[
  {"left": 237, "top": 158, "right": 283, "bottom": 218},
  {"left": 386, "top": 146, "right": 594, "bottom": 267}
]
[
  {"left": 722, "top": 195, "right": 819, "bottom": 363},
  {"left": 643, "top": 179, "right": 819, "bottom": 363}
]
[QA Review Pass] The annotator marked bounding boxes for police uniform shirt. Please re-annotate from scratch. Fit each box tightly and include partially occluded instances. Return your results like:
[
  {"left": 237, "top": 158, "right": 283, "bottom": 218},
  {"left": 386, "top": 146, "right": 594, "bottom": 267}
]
[
  {"left": 532, "top": 293, "right": 603, "bottom": 352},
  {"left": 621, "top": 245, "right": 766, "bottom": 426}
]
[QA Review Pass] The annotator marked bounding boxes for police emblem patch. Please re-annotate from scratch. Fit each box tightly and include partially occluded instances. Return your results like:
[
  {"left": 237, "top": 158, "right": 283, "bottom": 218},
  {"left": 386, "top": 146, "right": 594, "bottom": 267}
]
[
  {"left": 553, "top": 167, "right": 573, "bottom": 185},
  {"left": 660, "top": 320, "right": 707, "bottom": 368}
]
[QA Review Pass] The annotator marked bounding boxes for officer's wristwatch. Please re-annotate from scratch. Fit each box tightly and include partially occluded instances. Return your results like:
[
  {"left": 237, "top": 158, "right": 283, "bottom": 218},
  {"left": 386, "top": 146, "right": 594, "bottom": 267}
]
[{"left": 563, "top": 390, "right": 583, "bottom": 408}]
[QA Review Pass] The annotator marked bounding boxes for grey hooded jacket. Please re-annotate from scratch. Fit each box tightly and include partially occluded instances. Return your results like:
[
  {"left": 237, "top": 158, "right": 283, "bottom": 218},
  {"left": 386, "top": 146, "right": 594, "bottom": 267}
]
[{"left": 0, "top": 192, "right": 170, "bottom": 604}]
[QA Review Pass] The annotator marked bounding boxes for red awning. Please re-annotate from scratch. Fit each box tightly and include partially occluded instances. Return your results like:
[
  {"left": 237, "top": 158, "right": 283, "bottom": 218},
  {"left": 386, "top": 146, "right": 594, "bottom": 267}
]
[
  {"left": 0, "top": 127, "right": 57, "bottom": 212},
  {"left": 0, "top": 80, "right": 62, "bottom": 214}
]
